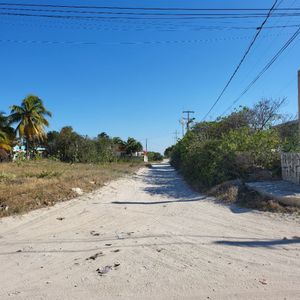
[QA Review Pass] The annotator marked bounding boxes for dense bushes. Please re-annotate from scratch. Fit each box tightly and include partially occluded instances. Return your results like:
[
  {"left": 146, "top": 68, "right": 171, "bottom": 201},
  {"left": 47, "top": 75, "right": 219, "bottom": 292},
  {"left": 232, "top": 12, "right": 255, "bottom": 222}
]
[
  {"left": 147, "top": 151, "right": 163, "bottom": 162},
  {"left": 169, "top": 100, "right": 285, "bottom": 189},
  {"left": 45, "top": 127, "right": 143, "bottom": 163}
]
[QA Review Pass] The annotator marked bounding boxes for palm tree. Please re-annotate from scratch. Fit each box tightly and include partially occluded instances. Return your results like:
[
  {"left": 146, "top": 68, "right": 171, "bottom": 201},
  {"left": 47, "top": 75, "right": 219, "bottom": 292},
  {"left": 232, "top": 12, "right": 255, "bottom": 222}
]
[
  {"left": 0, "top": 112, "right": 13, "bottom": 151},
  {"left": 9, "top": 95, "right": 52, "bottom": 155}
]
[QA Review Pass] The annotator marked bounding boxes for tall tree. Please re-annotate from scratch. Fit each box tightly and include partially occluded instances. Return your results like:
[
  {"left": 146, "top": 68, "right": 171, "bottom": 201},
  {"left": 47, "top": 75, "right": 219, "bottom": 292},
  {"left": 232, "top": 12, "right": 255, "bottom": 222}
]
[
  {"left": 125, "top": 137, "right": 143, "bottom": 156},
  {"left": 9, "top": 95, "right": 52, "bottom": 154},
  {"left": 0, "top": 112, "right": 14, "bottom": 151}
]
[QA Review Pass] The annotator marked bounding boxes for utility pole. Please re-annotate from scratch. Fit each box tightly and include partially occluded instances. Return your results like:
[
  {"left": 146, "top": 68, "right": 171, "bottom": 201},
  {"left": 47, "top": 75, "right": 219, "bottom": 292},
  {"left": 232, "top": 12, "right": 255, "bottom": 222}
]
[
  {"left": 179, "top": 118, "right": 185, "bottom": 137},
  {"left": 183, "top": 110, "right": 195, "bottom": 132},
  {"left": 144, "top": 138, "right": 148, "bottom": 162},
  {"left": 173, "top": 130, "right": 179, "bottom": 144},
  {"left": 298, "top": 70, "right": 300, "bottom": 136}
]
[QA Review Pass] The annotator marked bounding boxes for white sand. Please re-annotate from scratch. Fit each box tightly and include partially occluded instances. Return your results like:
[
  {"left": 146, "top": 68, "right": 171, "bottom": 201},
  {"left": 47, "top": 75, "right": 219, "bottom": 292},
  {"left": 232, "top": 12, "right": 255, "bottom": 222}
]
[{"left": 0, "top": 163, "right": 299, "bottom": 300}]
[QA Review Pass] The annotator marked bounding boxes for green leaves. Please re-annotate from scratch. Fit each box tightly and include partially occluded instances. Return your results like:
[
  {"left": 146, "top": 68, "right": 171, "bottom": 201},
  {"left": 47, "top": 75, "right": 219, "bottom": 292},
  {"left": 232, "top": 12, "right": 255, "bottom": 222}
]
[
  {"left": 9, "top": 94, "right": 52, "bottom": 145},
  {"left": 170, "top": 102, "right": 283, "bottom": 188}
]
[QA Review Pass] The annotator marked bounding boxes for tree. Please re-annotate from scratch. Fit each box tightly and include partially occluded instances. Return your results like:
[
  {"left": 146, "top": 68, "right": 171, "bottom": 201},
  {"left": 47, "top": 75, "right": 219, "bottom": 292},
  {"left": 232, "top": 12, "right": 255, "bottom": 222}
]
[
  {"left": 112, "top": 137, "right": 126, "bottom": 153},
  {"left": 50, "top": 126, "right": 80, "bottom": 162},
  {"left": 0, "top": 112, "right": 15, "bottom": 152},
  {"left": 246, "top": 98, "right": 284, "bottom": 131},
  {"left": 0, "top": 129, "right": 10, "bottom": 151},
  {"left": 125, "top": 137, "right": 143, "bottom": 156},
  {"left": 148, "top": 151, "right": 163, "bottom": 161},
  {"left": 164, "top": 145, "right": 174, "bottom": 158},
  {"left": 10, "top": 95, "right": 52, "bottom": 155},
  {"left": 95, "top": 132, "right": 114, "bottom": 162}
]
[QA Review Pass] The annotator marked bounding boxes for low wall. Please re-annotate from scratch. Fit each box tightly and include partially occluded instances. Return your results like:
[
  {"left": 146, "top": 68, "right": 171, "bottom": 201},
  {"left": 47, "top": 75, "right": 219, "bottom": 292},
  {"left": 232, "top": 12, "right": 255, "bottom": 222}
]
[{"left": 281, "top": 153, "right": 300, "bottom": 184}]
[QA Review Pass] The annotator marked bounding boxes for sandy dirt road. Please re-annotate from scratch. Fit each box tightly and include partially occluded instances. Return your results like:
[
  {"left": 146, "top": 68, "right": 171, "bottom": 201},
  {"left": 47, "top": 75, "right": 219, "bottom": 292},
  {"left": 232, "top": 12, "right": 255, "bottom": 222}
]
[{"left": 0, "top": 163, "right": 299, "bottom": 300}]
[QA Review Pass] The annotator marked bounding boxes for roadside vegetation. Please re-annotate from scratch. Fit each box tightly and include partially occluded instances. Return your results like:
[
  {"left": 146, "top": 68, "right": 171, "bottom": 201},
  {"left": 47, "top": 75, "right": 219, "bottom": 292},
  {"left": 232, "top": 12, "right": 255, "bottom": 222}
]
[
  {"left": 0, "top": 94, "right": 148, "bottom": 217},
  {"left": 0, "top": 160, "right": 141, "bottom": 217},
  {"left": 147, "top": 151, "right": 163, "bottom": 162},
  {"left": 167, "top": 98, "right": 300, "bottom": 212}
]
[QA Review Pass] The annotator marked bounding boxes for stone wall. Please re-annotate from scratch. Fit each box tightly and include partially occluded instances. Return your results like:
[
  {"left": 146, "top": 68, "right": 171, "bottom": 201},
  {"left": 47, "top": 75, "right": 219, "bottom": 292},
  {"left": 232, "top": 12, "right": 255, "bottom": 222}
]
[{"left": 281, "top": 153, "right": 300, "bottom": 184}]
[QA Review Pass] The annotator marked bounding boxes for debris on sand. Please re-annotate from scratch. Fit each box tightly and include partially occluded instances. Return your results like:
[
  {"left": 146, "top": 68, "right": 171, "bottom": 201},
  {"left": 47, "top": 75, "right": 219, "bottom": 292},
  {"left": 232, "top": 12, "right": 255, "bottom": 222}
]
[
  {"left": 96, "top": 265, "right": 112, "bottom": 276},
  {"left": 259, "top": 279, "right": 267, "bottom": 285},
  {"left": 96, "top": 262, "right": 120, "bottom": 276},
  {"left": 156, "top": 248, "right": 165, "bottom": 253},
  {"left": 90, "top": 230, "right": 100, "bottom": 236},
  {"left": 86, "top": 252, "right": 104, "bottom": 261},
  {"left": 56, "top": 217, "right": 65, "bottom": 221}
]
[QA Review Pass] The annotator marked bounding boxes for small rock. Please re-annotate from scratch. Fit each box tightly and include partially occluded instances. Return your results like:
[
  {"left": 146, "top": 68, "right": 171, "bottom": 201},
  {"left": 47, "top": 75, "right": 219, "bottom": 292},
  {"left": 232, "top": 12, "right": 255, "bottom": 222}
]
[
  {"left": 56, "top": 217, "right": 65, "bottom": 221},
  {"left": 71, "top": 187, "right": 83, "bottom": 195},
  {"left": 112, "top": 249, "right": 120, "bottom": 253},
  {"left": 114, "top": 262, "right": 121, "bottom": 268},
  {"left": 105, "top": 243, "right": 112, "bottom": 246},
  {"left": 16, "top": 249, "right": 22, "bottom": 253}
]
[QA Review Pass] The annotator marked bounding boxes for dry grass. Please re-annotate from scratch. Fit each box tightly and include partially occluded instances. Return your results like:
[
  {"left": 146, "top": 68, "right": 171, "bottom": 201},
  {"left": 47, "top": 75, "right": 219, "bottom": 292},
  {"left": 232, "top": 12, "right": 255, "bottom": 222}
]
[
  {"left": 208, "top": 180, "right": 300, "bottom": 214},
  {"left": 0, "top": 159, "right": 142, "bottom": 217}
]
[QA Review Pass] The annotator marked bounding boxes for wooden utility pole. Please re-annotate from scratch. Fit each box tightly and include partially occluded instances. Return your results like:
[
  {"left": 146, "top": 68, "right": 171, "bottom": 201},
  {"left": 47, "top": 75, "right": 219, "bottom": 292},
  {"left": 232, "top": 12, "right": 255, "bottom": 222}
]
[
  {"left": 173, "top": 130, "right": 179, "bottom": 143},
  {"left": 179, "top": 118, "right": 185, "bottom": 137},
  {"left": 144, "top": 138, "right": 148, "bottom": 162},
  {"left": 183, "top": 110, "right": 195, "bottom": 132},
  {"left": 298, "top": 70, "right": 300, "bottom": 136}
]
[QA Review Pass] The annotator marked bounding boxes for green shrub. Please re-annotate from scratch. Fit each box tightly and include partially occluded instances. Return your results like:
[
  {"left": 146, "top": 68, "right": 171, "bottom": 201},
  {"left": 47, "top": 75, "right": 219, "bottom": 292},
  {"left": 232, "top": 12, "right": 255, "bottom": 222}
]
[
  {"left": 170, "top": 115, "right": 281, "bottom": 188},
  {"left": 147, "top": 151, "right": 163, "bottom": 162}
]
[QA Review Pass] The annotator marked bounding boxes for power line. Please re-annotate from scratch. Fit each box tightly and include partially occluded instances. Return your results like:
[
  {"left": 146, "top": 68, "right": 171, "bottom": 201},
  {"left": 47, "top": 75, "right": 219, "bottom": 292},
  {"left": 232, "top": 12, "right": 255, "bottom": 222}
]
[
  {"left": 221, "top": 26, "right": 300, "bottom": 116},
  {"left": 1, "top": 17, "right": 299, "bottom": 33},
  {"left": 0, "top": 34, "right": 284, "bottom": 46},
  {"left": 0, "top": 2, "right": 300, "bottom": 12},
  {"left": 2, "top": 11, "right": 300, "bottom": 21},
  {"left": 201, "top": 0, "right": 279, "bottom": 121},
  {"left": 2, "top": 6, "right": 300, "bottom": 17}
]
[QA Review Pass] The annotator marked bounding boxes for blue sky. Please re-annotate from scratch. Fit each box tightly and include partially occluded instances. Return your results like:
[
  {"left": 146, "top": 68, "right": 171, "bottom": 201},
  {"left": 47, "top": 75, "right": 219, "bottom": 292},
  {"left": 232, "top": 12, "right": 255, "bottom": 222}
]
[{"left": 1, "top": 0, "right": 300, "bottom": 153}]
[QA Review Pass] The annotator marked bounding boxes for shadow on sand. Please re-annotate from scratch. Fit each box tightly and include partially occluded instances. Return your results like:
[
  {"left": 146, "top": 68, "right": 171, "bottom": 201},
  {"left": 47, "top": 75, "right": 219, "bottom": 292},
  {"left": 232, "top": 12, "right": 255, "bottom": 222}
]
[
  {"left": 111, "top": 163, "right": 205, "bottom": 205},
  {"left": 141, "top": 163, "right": 200, "bottom": 200},
  {"left": 214, "top": 237, "right": 300, "bottom": 248}
]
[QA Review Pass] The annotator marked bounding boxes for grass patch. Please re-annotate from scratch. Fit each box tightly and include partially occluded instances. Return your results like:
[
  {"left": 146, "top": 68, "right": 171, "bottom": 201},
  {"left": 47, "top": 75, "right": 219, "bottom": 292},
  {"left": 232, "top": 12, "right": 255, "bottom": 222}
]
[
  {"left": 208, "top": 180, "right": 300, "bottom": 214},
  {"left": 0, "top": 172, "right": 16, "bottom": 182},
  {"left": 0, "top": 159, "right": 142, "bottom": 217}
]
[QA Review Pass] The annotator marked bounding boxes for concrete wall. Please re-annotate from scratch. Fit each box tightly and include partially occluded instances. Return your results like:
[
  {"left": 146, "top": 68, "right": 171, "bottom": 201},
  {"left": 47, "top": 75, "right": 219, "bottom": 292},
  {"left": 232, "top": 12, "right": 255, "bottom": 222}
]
[{"left": 281, "top": 153, "right": 300, "bottom": 184}]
